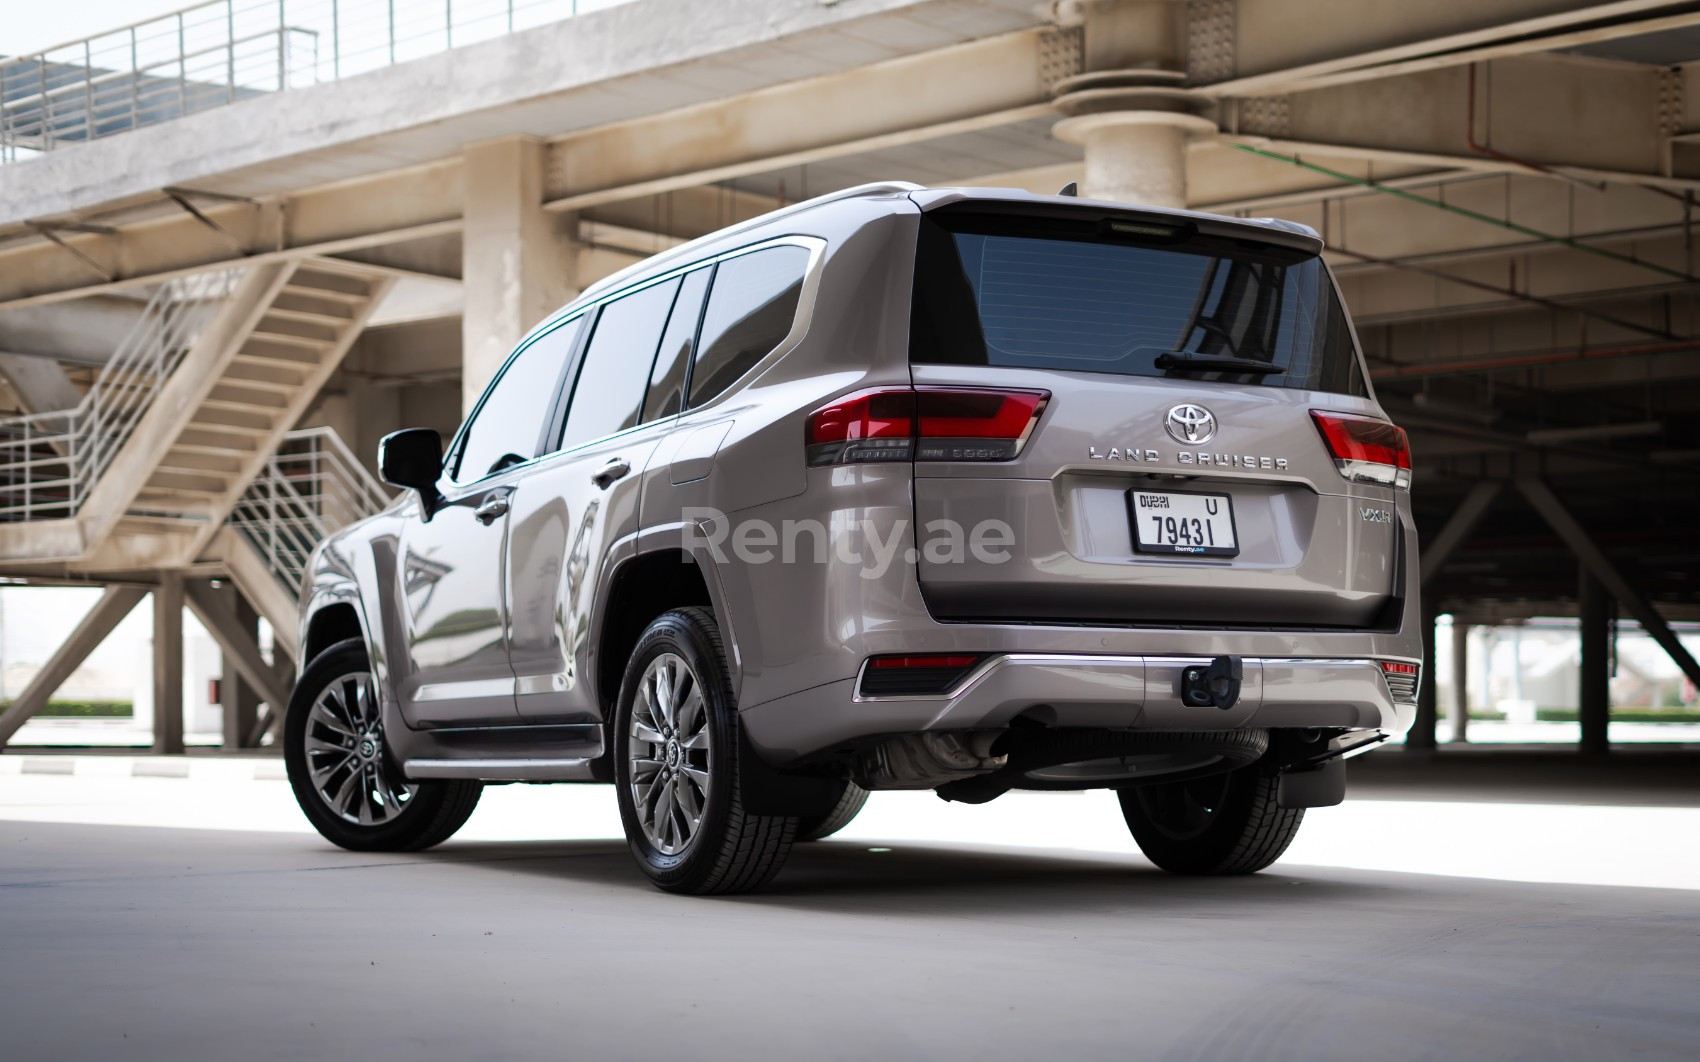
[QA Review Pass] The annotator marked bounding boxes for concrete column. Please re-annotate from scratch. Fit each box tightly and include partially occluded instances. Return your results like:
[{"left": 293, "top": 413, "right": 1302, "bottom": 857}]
[
  {"left": 460, "top": 135, "right": 579, "bottom": 414},
  {"left": 1579, "top": 565, "right": 1612, "bottom": 756},
  {"left": 1053, "top": 113, "right": 1215, "bottom": 208},
  {"left": 1408, "top": 603, "right": 1439, "bottom": 751},
  {"left": 151, "top": 573, "right": 184, "bottom": 755},
  {"left": 1450, "top": 620, "right": 1470, "bottom": 744},
  {"left": 219, "top": 585, "right": 261, "bottom": 750},
  {"left": 1051, "top": 0, "right": 1213, "bottom": 208}
]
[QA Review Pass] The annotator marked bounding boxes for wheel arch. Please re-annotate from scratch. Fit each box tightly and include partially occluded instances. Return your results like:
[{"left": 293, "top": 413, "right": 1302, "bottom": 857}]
[
  {"left": 303, "top": 600, "right": 368, "bottom": 667},
  {"left": 595, "top": 548, "right": 715, "bottom": 718}
]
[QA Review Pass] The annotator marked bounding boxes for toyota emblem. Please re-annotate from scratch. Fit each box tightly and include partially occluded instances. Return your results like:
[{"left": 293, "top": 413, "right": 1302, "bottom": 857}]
[{"left": 1164, "top": 403, "right": 1217, "bottom": 445}]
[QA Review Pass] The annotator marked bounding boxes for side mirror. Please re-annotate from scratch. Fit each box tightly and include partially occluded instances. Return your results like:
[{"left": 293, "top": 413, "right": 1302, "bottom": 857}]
[{"left": 378, "top": 428, "right": 443, "bottom": 514}]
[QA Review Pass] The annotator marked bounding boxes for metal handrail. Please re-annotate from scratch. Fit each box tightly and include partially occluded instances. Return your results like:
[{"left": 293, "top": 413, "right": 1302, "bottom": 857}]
[
  {"left": 0, "top": 268, "right": 239, "bottom": 521},
  {"left": 227, "top": 426, "right": 393, "bottom": 588},
  {"left": 2, "top": 0, "right": 608, "bottom": 163}
]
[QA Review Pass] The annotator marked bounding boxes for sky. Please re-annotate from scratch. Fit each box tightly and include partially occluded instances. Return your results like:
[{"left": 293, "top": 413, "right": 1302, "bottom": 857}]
[{"left": 7, "top": 1, "right": 195, "bottom": 57}]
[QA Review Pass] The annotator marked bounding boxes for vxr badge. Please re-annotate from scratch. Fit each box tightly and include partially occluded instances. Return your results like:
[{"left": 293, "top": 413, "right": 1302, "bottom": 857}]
[{"left": 1164, "top": 403, "right": 1217, "bottom": 445}]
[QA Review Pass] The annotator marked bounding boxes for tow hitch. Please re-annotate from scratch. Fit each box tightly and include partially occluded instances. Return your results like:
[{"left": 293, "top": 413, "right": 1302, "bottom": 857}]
[{"left": 1181, "top": 655, "right": 1242, "bottom": 709}]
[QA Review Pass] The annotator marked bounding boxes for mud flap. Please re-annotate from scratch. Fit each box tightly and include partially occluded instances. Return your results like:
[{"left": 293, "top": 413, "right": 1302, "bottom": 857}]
[
  {"left": 737, "top": 731, "right": 841, "bottom": 818},
  {"left": 1277, "top": 757, "right": 1346, "bottom": 809}
]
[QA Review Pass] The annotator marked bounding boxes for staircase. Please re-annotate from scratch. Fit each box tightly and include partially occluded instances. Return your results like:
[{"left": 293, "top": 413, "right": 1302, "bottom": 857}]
[
  {"left": 214, "top": 426, "right": 396, "bottom": 662},
  {"left": 0, "top": 257, "right": 394, "bottom": 569}
]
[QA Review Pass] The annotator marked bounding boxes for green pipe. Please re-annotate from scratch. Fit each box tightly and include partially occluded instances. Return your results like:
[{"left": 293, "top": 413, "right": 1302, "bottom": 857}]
[{"left": 1230, "top": 143, "right": 1697, "bottom": 284}]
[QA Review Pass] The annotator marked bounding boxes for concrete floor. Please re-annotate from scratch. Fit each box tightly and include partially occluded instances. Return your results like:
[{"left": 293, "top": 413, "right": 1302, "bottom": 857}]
[{"left": 2, "top": 761, "right": 1698, "bottom": 1061}]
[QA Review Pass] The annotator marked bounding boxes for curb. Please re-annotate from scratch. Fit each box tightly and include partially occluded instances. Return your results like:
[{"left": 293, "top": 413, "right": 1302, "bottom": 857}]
[{"left": 0, "top": 755, "right": 288, "bottom": 782}]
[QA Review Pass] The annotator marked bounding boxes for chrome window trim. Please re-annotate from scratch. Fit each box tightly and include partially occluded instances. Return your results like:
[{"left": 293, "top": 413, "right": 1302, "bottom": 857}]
[
  {"left": 444, "top": 234, "right": 826, "bottom": 489},
  {"left": 682, "top": 235, "right": 827, "bottom": 414}
]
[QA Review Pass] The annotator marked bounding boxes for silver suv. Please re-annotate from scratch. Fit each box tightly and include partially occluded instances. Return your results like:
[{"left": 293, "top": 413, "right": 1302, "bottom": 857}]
[{"left": 285, "top": 182, "right": 1421, "bottom": 894}]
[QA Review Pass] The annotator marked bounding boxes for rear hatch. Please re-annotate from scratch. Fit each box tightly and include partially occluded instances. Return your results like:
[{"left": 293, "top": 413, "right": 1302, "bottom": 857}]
[{"left": 901, "top": 198, "right": 1406, "bottom": 629}]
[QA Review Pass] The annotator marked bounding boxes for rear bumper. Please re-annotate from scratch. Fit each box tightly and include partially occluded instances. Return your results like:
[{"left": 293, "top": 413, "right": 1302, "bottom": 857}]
[{"left": 741, "top": 653, "right": 1415, "bottom": 763}]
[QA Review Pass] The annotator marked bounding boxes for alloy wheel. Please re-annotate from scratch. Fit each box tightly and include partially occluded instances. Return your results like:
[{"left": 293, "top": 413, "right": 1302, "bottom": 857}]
[
  {"left": 628, "top": 652, "right": 713, "bottom": 855},
  {"left": 302, "top": 671, "right": 416, "bottom": 826}
]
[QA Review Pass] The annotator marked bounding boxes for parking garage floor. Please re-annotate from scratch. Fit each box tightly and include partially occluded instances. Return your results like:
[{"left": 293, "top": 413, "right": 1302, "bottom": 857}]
[{"left": 3, "top": 755, "right": 1697, "bottom": 1061}]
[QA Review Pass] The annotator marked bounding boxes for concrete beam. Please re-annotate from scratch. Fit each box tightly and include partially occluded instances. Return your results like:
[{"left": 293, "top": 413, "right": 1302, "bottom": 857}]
[
  {"left": 0, "top": 354, "right": 83, "bottom": 415},
  {"left": 1419, "top": 481, "right": 1505, "bottom": 584},
  {"left": 0, "top": 0, "right": 1047, "bottom": 227},
  {"left": 184, "top": 580, "right": 291, "bottom": 720},
  {"left": 543, "top": 29, "right": 1054, "bottom": 211},
  {"left": 1516, "top": 478, "right": 1700, "bottom": 690},
  {"left": 203, "top": 527, "right": 301, "bottom": 663},
  {"left": 0, "top": 585, "right": 148, "bottom": 748},
  {"left": 1214, "top": 0, "right": 1700, "bottom": 94},
  {"left": 0, "top": 295, "right": 150, "bottom": 364},
  {"left": 1228, "top": 56, "right": 1668, "bottom": 179}
]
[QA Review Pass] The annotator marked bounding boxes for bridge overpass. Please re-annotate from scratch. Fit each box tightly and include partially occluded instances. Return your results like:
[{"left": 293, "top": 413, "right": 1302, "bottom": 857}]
[{"left": 0, "top": 0, "right": 1697, "bottom": 753}]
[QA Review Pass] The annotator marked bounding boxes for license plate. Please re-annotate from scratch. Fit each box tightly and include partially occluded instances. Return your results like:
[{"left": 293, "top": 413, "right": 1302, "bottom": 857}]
[{"left": 1128, "top": 490, "right": 1238, "bottom": 556}]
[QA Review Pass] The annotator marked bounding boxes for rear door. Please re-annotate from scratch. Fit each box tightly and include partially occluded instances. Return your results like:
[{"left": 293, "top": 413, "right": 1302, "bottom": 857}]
[
  {"left": 906, "top": 205, "right": 1405, "bottom": 629},
  {"left": 504, "top": 272, "right": 701, "bottom": 724}
]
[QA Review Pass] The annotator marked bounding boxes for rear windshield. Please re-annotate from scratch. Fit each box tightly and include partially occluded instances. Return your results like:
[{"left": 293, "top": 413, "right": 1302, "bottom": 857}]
[{"left": 910, "top": 210, "right": 1367, "bottom": 396}]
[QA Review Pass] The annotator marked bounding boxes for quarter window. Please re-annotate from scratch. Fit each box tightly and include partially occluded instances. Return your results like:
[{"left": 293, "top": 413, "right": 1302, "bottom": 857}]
[
  {"left": 560, "top": 278, "right": 680, "bottom": 451},
  {"left": 643, "top": 267, "right": 711, "bottom": 423},
  {"left": 454, "top": 318, "right": 581, "bottom": 482},
  {"left": 688, "top": 246, "right": 809, "bottom": 408}
]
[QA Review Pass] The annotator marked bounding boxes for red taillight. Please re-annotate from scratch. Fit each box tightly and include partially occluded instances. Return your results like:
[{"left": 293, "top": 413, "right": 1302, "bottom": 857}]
[
  {"left": 805, "top": 387, "right": 1048, "bottom": 466},
  {"left": 1311, "top": 411, "right": 1412, "bottom": 490},
  {"left": 859, "top": 653, "right": 986, "bottom": 697},
  {"left": 868, "top": 654, "right": 982, "bottom": 669},
  {"left": 1379, "top": 660, "right": 1421, "bottom": 704}
]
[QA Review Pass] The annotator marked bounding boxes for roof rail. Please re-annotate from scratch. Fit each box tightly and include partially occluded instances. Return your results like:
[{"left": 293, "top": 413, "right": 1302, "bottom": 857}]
[{"left": 573, "top": 181, "right": 924, "bottom": 305}]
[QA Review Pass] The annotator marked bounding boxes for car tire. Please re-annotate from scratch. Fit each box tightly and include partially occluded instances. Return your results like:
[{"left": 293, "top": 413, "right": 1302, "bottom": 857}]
[
  {"left": 285, "top": 638, "right": 481, "bottom": 852},
  {"left": 795, "top": 781, "right": 869, "bottom": 842},
  {"left": 613, "top": 607, "right": 796, "bottom": 894},
  {"left": 1118, "top": 761, "right": 1303, "bottom": 875}
]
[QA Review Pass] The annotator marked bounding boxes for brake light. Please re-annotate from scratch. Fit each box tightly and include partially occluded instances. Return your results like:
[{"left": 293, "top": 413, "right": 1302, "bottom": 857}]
[
  {"left": 1311, "top": 411, "right": 1412, "bottom": 490},
  {"left": 805, "top": 387, "right": 1048, "bottom": 467},
  {"left": 1379, "top": 660, "right": 1420, "bottom": 704}
]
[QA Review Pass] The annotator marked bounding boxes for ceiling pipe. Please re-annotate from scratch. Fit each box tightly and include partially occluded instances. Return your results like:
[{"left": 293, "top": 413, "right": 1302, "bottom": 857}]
[
  {"left": 1330, "top": 247, "right": 1675, "bottom": 341},
  {"left": 1232, "top": 144, "right": 1699, "bottom": 284},
  {"left": 1465, "top": 63, "right": 1608, "bottom": 194}
]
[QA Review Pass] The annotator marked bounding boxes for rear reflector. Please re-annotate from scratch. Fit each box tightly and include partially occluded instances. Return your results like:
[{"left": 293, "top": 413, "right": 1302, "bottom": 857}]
[
  {"left": 1379, "top": 660, "right": 1420, "bottom": 704},
  {"left": 806, "top": 387, "right": 1048, "bottom": 467},
  {"left": 858, "top": 654, "right": 984, "bottom": 697},
  {"left": 1311, "top": 411, "right": 1412, "bottom": 490}
]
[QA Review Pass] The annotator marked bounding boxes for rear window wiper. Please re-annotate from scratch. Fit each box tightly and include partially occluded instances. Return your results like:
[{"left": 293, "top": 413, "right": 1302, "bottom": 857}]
[{"left": 1153, "top": 352, "right": 1284, "bottom": 375}]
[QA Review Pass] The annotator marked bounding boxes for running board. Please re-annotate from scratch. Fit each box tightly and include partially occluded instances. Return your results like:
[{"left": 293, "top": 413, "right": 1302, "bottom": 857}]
[{"left": 405, "top": 758, "right": 598, "bottom": 782}]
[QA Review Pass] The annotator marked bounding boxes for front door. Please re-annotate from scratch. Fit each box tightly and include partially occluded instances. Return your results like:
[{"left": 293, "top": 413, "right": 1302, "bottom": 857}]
[{"left": 390, "top": 315, "right": 585, "bottom": 727}]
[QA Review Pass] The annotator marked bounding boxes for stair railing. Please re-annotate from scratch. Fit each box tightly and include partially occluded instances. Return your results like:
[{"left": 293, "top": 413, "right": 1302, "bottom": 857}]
[
  {"left": 0, "top": 268, "right": 238, "bottom": 522},
  {"left": 226, "top": 426, "right": 393, "bottom": 589}
]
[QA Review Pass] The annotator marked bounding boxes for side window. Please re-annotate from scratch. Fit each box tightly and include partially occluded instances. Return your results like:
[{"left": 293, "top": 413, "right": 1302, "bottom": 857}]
[
  {"left": 688, "top": 246, "right": 809, "bottom": 408},
  {"left": 642, "top": 267, "right": 711, "bottom": 423},
  {"left": 453, "top": 318, "right": 580, "bottom": 483},
  {"left": 559, "top": 278, "right": 680, "bottom": 451}
]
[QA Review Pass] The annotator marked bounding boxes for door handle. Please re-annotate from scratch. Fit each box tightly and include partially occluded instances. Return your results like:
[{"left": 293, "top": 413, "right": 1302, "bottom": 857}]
[
  {"left": 473, "top": 493, "right": 510, "bottom": 524},
  {"left": 592, "top": 457, "right": 631, "bottom": 489}
]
